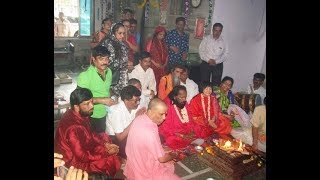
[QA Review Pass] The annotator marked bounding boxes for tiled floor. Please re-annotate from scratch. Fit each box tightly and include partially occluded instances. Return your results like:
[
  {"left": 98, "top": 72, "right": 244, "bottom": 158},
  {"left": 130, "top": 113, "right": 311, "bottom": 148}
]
[{"left": 174, "top": 154, "right": 266, "bottom": 180}]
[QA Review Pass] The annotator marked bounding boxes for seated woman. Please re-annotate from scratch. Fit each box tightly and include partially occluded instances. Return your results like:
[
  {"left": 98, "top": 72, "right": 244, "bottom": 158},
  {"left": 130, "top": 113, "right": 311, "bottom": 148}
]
[
  {"left": 212, "top": 76, "right": 235, "bottom": 113},
  {"left": 212, "top": 76, "right": 251, "bottom": 128},
  {"left": 189, "top": 82, "right": 232, "bottom": 138},
  {"left": 159, "top": 85, "right": 196, "bottom": 150}
]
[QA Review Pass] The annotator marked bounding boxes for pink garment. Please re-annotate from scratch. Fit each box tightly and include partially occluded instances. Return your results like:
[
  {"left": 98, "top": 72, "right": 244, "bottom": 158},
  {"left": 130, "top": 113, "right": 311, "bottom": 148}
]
[{"left": 124, "top": 114, "right": 180, "bottom": 180}]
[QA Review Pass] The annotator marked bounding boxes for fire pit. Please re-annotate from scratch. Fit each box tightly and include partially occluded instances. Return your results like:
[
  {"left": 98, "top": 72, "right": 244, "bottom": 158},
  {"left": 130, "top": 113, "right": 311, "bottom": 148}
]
[
  {"left": 215, "top": 139, "right": 249, "bottom": 156},
  {"left": 198, "top": 138, "right": 264, "bottom": 179}
]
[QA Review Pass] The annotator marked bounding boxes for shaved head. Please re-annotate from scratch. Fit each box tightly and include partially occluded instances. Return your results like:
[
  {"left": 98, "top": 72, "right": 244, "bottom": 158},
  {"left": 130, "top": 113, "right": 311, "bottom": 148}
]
[
  {"left": 148, "top": 98, "right": 166, "bottom": 110},
  {"left": 147, "top": 98, "right": 167, "bottom": 125}
]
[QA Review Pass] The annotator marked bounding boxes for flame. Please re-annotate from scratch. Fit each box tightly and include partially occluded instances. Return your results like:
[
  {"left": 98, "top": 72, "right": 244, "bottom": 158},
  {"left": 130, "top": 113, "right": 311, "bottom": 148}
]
[
  {"left": 222, "top": 140, "right": 232, "bottom": 149},
  {"left": 237, "top": 139, "right": 243, "bottom": 151}
]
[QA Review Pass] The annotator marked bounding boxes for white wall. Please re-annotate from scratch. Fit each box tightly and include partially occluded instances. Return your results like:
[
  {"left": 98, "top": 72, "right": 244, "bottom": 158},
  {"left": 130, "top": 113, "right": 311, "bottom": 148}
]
[{"left": 212, "top": 0, "right": 266, "bottom": 92}]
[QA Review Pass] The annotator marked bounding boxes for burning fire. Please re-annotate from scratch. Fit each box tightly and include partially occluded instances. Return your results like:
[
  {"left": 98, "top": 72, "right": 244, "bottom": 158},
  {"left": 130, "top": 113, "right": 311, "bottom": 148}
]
[
  {"left": 220, "top": 139, "right": 244, "bottom": 152},
  {"left": 222, "top": 140, "right": 233, "bottom": 150},
  {"left": 237, "top": 139, "right": 243, "bottom": 151}
]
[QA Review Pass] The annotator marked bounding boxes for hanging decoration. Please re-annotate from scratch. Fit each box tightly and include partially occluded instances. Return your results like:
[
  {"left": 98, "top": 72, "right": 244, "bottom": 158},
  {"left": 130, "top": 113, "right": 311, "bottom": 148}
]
[
  {"left": 105, "top": 0, "right": 114, "bottom": 19},
  {"left": 112, "top": 0, "right": 115, "bottom": 19},
  {"left": 137, "top": 0, "right": 147, "bottom": 8},
  {"left": 204, "top": 0, "right": 215, "bottom": 29},
  {"left": 194, "top": 17, "right": 205, "bottom": 39},
  {"left": 100, "top": 0, "right": 104, "bottom": 21},
  {"left": 184, "top": 0, "right": 190, "bottom": 28},
  {"left": 149, "top": 0, "right": 159, "bottom": 8},
  {"left": 120, "top": 0, "right": 124, "bottom": 15},
  {"left": 144, "top": 0, "right": 150, "bottom": 24},
  {"left": 137, "top": 0, "right": 159, "bottom": 9},
  {"left": 98, "top": 0, "right": 113, "bottom": 21},
  {"left": 159, "top": 0, "right": 168, "bottom": 24}
]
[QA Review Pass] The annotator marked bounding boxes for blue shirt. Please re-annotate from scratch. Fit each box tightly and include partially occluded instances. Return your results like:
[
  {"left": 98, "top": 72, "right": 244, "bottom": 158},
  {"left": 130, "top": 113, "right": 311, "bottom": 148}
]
[{"left": 165, "top": 29, "right": 189, "bottom": 65}]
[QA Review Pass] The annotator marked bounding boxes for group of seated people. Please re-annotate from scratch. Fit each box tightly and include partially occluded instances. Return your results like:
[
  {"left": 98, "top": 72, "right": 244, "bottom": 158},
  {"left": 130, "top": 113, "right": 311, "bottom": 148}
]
[
  {"left": 54, "top": 73, "right": 266, "bottom": 179},
  {"left": 54, "top": 8, "right": 267, "bottom": 178},
  {"left": 54, "top": 44, "right": 266, "bottom": 179}
]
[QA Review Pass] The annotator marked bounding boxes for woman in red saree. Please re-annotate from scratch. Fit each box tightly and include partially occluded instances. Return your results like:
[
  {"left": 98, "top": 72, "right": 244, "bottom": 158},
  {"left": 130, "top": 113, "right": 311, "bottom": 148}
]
[
  {"left": 189, "top": 82, "right": 232, "bottom": 139},
  {"left": 144, "top": 26, "right": 168, "bottom": 89}
]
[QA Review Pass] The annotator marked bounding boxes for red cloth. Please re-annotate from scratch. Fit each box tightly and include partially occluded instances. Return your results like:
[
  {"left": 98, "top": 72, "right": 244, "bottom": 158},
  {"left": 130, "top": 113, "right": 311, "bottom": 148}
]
[
  {"left": 154, "top": 26, "right": 166, "bottom": 34},
  {"left": 159, "top": 98, "right": 195, "bottom": 149},
  {"left": 144, "top": 37, "right": 168, "bottom": 89},
  {"left": 90, "top": 30, "right": 108, "bottom": 48},
  {"left": 189, "top": 94, "right": 231, "bottom": 138},
  {"left": 214, "top": 115, "right": 232, "bottom": 135},
  {"left": 54, "top": 110, "right": 121, "bottom": 176},
  {"left": 126, "top": 34, "right": 138, "bottom": 62}
]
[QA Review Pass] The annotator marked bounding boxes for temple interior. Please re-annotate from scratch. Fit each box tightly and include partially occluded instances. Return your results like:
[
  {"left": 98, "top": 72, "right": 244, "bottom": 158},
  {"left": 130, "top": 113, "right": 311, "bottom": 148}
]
[{"left": 54, "top": 0, "right": 266, "bottom": 179}]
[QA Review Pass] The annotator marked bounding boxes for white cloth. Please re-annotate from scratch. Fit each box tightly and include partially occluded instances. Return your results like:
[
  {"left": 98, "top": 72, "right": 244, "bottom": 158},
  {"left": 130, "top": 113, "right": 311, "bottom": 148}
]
[
  {"left": 232, "top": 105, "right": 266, "bottom": 152},
  {"left": 231, "top": 127, "right": 265, "bottom": 152},
  {"left": 198, "top": 35, "right": 229, "bottom": 64},
  {"left": 180, "top": 78, "right": 199, "bottom": 103},
  {"left": 131, "top": 91, "right": 149, "bottom": 116},
  {"left": 231, "top": 127, "right": 252, "bottom": 145},
  {"left": 128, "top": 64, "right": 157, "bottom": 96},
  {"left": 56, "top": 19, "right": 71, "bottom": 37},
  {"left": 247, "top": 85, "right": 266, "bottom": 102},
  {"left": 227, "top": 104, "right": 251, "bottom": 128},
  {"left": 137, "top": 90, "right": 149, "bottom": 109},
  {"left": 106, "top": 101, "right": 136, "bottom": 135}
]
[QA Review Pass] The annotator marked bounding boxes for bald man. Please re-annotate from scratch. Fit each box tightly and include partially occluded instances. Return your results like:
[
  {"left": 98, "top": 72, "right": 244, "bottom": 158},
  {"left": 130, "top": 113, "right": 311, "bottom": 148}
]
[{"left": 124, "top": 98, "right": 180, "bottom": 180}]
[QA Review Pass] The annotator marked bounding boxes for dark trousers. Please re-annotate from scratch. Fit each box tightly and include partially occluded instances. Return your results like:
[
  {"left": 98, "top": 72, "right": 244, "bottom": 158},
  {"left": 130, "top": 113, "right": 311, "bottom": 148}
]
[
  {"left": 109, "top": 135, "right": 127, "bottom": 159},
  {"left": 90, "top": 116, "right": 107, "bottom": 133},
  {"left": 200, "top": 61, "right": 223, "bottom": 86}
]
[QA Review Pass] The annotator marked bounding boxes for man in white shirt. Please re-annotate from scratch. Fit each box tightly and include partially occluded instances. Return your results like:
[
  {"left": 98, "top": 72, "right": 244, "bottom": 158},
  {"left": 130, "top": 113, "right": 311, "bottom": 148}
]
[
  {"left": 180, "top": 69, "right": 198, "bottom": 103},
  {"left": 106, "top": 85, "right": 146, "bottom": 159},
  {"left": 128, "top": 78, "right": 149, "bottom": 109},
  {"left": 247, "top": 73, "right": 266, "bottom": 101},
  {"left": 128, "top": 51, "right": 157, "bottom": 100},
  {"left": 56, "top": 12, "right": 71, "bottom": 37},
  {"left": 199, "top": 23, "right": 229, "bottom": 86}
]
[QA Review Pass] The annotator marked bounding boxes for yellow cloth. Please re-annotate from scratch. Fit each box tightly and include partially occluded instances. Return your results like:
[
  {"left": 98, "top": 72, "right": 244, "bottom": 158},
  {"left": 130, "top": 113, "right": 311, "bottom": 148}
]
[{"left": 250, "top": 105, "right": 266, "bottom": 141}]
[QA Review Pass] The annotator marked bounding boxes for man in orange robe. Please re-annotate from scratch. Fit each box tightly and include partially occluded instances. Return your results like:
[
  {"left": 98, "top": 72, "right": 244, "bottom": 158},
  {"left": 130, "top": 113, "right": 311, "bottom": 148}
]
[{"left": 158, "top": 65, "right": 185, "bottom": 100}]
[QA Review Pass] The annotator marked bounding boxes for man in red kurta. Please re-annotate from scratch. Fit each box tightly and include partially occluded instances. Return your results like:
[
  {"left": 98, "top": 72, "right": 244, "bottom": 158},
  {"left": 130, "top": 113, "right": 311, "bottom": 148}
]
[
  {"left": 54, "top": 88, "right": 121, "bottom": 177},
  {"left": 159, "top": 85, "right": 196, "bottom": 150}
]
